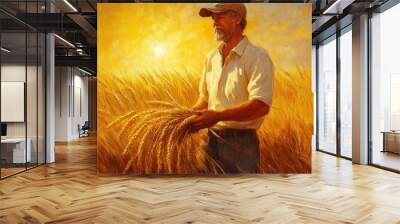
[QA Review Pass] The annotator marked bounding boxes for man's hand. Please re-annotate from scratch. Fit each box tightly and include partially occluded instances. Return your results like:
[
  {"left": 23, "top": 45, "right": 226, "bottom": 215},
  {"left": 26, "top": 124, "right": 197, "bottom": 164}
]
[
  {"left": 189, "top": 99, "right": 270, "bottom": 131},
  {"left": 190, "top": 109, "right": 221, "bottom": 131}
]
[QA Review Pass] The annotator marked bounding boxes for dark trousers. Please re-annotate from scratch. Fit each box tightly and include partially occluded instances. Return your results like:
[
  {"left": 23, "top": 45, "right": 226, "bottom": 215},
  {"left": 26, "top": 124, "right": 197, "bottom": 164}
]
[{"left": 207, "top": 128, "right": 260, "bottom": 173}]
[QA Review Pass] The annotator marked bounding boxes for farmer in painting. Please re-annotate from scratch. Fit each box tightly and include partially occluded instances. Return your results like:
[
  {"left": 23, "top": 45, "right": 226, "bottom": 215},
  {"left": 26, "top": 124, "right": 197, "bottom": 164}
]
[{"left": 191, "top": 3, "right": 275, "bottom": 173}]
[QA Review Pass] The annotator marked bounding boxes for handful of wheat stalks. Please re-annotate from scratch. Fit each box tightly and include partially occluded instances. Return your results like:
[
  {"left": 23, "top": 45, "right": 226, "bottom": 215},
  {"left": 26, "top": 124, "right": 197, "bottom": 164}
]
[{"left": 106, "top": 101, "right": 224, "bottom": 174}]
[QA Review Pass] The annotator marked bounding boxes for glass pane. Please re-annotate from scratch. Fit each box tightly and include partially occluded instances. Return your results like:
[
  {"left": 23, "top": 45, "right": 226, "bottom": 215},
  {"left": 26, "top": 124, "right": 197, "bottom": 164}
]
[
  {"left": 1, "top": 30, "right": 27, "bottom": 177},
  {"left": 340, "top": 29, "right": 352, "bottom": 158},
  {"left": 27, "top": 0, "right": 40, "bottom": 170},
  {"left": 371, "top": 4, "right": 400, "bottom": 171},
  {"left": 38, "top": 32, "right": 45, "bottom": 165},
  {"left": 27, "top": 31, "right": 38, "bottom": 169},
  {"left": 318, "top": 36, "right": 337, "bottom": 154}
]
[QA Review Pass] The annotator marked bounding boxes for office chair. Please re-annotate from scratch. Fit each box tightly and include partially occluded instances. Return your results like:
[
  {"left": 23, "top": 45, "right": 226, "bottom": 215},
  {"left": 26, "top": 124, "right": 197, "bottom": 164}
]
[{"left": 79, "top": 121, "right": 90, "bottom": 138}]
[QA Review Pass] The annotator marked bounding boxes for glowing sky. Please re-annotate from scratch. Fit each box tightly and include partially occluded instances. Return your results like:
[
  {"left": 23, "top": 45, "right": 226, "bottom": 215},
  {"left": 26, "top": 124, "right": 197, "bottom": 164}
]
[{"left": 98, "top": 3, "right": 311, "bottom": 76}]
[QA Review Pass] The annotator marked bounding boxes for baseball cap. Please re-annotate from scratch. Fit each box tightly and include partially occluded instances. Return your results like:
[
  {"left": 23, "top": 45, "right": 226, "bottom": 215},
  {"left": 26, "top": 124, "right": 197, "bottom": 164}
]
[{"left": 199, "top": 3, "right": 246, "bottom": 18}]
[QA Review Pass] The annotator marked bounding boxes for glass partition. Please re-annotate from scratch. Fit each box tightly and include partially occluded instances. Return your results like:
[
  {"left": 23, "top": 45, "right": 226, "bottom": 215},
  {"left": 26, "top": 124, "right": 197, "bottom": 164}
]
[
  {"left": 38, "top": 32, "right": 45, "bottom": 165},
  {"left": 317, "top": 35, "right": 337, "bottom": 154},
  {"left": 27, "top": 30, "right": 38, "bottom": 169},
  {"left": 1, "top": 30, "right": 28, "bottom": 177},
  {"left": 370, "top": 3, "right": 400, "bottom": 171},
  {"left": 0, "top": 1, "right": 46, "bottom": 179},
  {"left": 339, "top": 27, "right": 352, "bottom": 158}
]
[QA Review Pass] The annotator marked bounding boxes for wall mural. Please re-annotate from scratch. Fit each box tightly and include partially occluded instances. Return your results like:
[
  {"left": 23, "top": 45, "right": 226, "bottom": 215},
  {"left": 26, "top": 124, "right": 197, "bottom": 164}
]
[{"left": 97, "top": 3, "right": 313, "bottom": 174}]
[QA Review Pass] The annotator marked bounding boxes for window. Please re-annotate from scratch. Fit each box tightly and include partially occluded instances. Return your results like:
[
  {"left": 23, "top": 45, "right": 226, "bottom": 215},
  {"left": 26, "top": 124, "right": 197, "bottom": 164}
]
[
  {"left": 370, "top": 3, "right": 400, "bottom": 171},
  {"left": 339, "top": 27, "right": 352, "bottom": 158},
  {"left": 317, "top": 35, "right": 337, "bottom": 154}
]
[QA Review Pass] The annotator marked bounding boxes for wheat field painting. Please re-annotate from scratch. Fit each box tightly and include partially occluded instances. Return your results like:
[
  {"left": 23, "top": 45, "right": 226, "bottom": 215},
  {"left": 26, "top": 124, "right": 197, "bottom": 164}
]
[{"left": 97, "top": 3, "right": 313, "bottom": 174}]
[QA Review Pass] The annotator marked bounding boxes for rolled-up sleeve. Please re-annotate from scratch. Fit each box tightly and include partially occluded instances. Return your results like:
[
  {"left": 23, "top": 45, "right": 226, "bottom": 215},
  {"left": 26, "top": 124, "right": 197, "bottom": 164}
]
[
  {"left": 198, "top": 57, "right": 209, "bottom": 104},
  {"left": 247, "top": 51, "right": 274, "bottom": 106}
]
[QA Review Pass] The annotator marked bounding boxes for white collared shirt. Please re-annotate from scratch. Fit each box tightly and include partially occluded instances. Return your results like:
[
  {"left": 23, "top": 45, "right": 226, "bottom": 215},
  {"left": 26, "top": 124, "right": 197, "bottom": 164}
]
[{"left": 199, "top": 36, "right": 274, "bottom": 129}]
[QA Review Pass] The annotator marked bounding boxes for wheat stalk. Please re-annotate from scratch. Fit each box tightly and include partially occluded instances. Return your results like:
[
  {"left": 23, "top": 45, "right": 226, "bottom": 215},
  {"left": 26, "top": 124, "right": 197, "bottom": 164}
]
[{"left": 113, "top": 103, "right": 223, "bottom": 174}]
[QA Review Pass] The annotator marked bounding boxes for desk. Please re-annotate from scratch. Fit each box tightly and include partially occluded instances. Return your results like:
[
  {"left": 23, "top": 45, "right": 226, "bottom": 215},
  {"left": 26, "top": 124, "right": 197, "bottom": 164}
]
[
  {"left": 1, "top": 138, "right": 31, "bottom": 163},
  {"left": 381, "top": 131, "right": 400, "bottom": 154}
]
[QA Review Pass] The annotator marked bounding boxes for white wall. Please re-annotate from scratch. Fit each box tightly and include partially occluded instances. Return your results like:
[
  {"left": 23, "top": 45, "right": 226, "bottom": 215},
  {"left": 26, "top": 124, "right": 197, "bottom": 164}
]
[
  {"left": 55, "top": 67, "right": 89, "bottom": 141},
  {"left": 55, "top": 66, "right": 70, "bottom": 141},
  {"left": 1, "top": 65, "right": 26, "bottom": 139},
  {"left": 1, "top": 65, "right": 38, "bottom": 138},
  {"left": 72, "top": 73, "right": 89, "bottom": 138}
]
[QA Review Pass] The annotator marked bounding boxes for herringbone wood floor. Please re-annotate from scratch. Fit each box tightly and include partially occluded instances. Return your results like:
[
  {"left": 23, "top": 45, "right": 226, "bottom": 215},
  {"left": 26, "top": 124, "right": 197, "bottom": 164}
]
[{"left": 1, "top": 136, "right": 400, "bottom": 224}]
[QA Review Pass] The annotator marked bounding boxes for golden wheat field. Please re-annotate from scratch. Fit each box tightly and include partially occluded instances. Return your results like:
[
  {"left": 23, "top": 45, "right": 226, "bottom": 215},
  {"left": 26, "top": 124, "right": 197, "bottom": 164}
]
[{"left": 97, "top": 69, "right": 313, "bottom": 174}]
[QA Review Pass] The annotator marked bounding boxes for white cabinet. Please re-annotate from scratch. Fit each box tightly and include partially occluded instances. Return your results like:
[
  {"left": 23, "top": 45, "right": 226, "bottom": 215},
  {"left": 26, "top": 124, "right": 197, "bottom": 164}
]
[{"left": 1, "top": 138, "right": 32, "bottom": 163}]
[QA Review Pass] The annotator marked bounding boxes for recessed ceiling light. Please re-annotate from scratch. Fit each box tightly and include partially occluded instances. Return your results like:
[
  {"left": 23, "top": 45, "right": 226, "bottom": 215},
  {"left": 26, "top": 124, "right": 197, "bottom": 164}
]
[
  {"left": 1, "top": 47, "right": 11, "bottom": 53},
  {"left": 322, "top": 0, "right": 351, "bottom": 15},
  {"left": 77, "top": 67, "right": 93, "bottom": 76},
  {"left": 63, "top": 0, "right": 78, "bottom": 12},
  {"left": 54, "top": 34, "right": 75, "bottom": 48}
]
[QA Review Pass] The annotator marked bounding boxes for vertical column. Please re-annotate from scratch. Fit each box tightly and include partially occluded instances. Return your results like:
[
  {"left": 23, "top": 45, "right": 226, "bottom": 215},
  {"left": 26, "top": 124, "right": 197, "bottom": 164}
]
[
  {"left": 46, "top": 0, "right": 55, "bottom": 163},
  {"left": 352, "top": 14, "right": 369, "bottom": 164}
]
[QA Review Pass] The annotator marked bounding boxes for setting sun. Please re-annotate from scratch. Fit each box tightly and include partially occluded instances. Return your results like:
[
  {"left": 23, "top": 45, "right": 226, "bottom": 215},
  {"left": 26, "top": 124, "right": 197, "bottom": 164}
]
[{"left": 153, "top": 44, "right": 166, "bottom": 57}]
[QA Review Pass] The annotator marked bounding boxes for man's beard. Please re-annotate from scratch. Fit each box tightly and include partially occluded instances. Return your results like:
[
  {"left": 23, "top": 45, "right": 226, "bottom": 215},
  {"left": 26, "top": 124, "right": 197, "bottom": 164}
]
[{"left": 215, "top": 28, "right": 227, "bottom": 41}]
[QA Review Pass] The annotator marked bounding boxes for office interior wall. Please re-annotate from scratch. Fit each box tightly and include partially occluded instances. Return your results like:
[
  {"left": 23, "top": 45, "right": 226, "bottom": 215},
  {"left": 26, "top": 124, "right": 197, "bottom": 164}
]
[
  {"left": 0, "top": 65, "right": 40, "bottom": 139},
  {"left": 55, "top": 67, "right": 70, "bottom": 141},
  {"left": 73, "top": 72, "right": 89, "bottom": 136},
  {"left": 88, "top": 77, "right": 97, "bottom": 132},
  {"left": 55, "top": 67, "right": 89, "bottom": 141}
]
